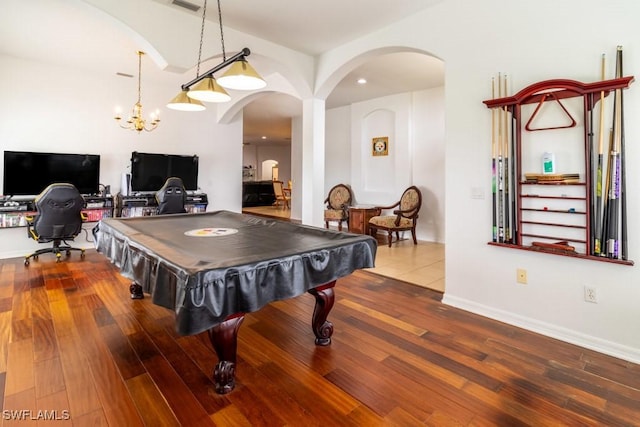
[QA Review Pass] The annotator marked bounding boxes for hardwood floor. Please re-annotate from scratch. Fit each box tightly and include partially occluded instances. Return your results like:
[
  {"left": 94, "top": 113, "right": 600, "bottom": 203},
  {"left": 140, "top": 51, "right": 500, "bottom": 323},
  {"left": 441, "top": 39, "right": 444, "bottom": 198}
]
[{"left": 2, "top": 252, "right": 639, "bottom": 426}]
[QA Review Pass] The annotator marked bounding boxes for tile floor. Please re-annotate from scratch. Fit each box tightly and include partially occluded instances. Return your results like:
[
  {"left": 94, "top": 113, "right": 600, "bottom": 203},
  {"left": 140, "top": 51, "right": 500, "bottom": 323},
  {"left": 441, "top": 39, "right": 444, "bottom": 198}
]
[{"left": 242, "top": 205, "right": 445, "bottom": 293}]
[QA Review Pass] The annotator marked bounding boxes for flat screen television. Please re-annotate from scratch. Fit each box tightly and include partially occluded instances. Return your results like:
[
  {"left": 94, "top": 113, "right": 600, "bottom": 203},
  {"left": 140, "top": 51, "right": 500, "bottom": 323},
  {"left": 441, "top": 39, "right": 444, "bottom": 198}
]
[
  {"left": 3, "top": 151, "right": 101, "bottom": 196},
  {"left": 130, "top": 152, "right": 199, "bottom": 192}
]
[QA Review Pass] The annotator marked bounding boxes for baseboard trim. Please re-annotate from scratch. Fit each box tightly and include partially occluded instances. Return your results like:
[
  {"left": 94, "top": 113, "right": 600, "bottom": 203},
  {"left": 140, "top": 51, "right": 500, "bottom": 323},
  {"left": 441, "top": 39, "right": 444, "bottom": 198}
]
[{"left": 442, "top": 294, "right": 640, "bottom": 364}]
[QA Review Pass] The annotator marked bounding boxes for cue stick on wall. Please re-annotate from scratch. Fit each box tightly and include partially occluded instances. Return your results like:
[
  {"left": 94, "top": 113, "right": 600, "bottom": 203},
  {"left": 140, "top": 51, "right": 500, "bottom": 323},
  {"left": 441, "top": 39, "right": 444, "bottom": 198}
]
[
  {"left": 617, "top": 46, "right": 628, "bottom": 260},
  {"left": 594, "top": 54, "right": 606, "bottom": 255},
  {"left": 587, "top": 92, "right": 595, "bottom": 254},
  {"left": 491, "top": 77, "right": 497, "bottom": 242},
  {"left": 600, "top": 128, "right": 613, "bottom": 254},
  {"left": 502, "top": 75, "right": 510, "bottom": 242},
  {"left": 497, "top": 73, "right": 504, "bottom": 242},
  {"left": 605, "top": 48, "right": 623, "bottom": 258},
  {"left": 606, "top": 106, "right": 621, "bottom": 259},
  {"left": 510, "top": 105, "right": 517, "bottom": 244}
]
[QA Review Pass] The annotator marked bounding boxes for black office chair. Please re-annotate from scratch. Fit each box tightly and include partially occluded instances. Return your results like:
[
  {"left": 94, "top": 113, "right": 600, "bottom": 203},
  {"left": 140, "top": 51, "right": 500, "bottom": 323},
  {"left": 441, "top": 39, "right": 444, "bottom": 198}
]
[
  {"left": 156, "top": 177, "right": 187, "bottom": 215},
  {"left": 25, "top": 183, "right": 87, "bottom": 265}
]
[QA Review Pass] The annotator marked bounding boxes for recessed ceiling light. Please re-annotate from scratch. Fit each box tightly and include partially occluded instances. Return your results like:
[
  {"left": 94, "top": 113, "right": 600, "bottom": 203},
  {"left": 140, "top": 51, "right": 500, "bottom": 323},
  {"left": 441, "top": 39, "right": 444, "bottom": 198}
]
[
  {"left": 261, "top": 136, "right": 267, "bottom": 139},
  {"left": 357, "top": 78, "right": 367, "bottom": 84}
]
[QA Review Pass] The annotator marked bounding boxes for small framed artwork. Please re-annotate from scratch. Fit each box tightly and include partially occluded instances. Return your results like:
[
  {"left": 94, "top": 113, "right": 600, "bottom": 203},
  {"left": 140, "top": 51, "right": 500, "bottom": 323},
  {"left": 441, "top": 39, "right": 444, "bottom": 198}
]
[{"left": 372, "top": 137, "right": 389, "bottom": 156}]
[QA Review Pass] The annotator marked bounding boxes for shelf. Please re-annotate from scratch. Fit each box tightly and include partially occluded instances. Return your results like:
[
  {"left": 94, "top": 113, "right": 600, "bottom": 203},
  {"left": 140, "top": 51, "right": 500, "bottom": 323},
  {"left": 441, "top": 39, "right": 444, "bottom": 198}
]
[
  {"left": 0, "top": 195, "right": 114, "bottom": 229},
  {"left": 521, "top": 221, "right": 586, "bottom": 229},
  {"left": 520, "top": 182, "right": 586, "bottom": 186},
  {"left": 484, "top": 74, "right": 634, "bottom": 263},
  {"left": 116, "top": 193, "right": 208, "bottom": 217},
  {"left": 521, "top": 208, "right": 585, "bottom": 214},
  {"left": 520, "top": 195, "right": 585, "bottom": 200},
  {"left": 488, "top": 242, "right": 634, "bottom": 266}
]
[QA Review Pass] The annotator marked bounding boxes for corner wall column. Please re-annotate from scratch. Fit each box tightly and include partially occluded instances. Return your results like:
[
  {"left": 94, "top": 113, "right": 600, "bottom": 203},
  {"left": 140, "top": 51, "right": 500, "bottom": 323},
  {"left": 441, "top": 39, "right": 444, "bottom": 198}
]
[{"left": 295, "top": 97, "right": 326, "bottom": 227}]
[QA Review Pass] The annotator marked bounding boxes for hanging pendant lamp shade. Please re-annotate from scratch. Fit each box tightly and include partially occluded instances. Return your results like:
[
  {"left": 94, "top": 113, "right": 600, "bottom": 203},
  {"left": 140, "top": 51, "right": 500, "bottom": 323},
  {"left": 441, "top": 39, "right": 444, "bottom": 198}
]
[
  {"left": 168, "top": 0, "right": 266, "bottom": 110},
  {"left": 167, "top": 90, "right": 206, "bottom": 111},
  {"left": 187, "top": 76, "right": 231, "bottom": 102},
  {"left": 217, "top": 59, "right": 266, "bottom": 90}
]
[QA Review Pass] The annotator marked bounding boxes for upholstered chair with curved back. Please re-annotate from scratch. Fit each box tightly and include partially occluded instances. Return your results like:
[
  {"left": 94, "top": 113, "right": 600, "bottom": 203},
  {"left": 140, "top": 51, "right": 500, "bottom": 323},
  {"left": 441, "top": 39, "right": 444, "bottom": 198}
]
[
  {"left": 156, "top": 177, "right": 187, "bottom": 215},
  {"left": 323, "top": 184, "right": 353, "bottom": 231},
  {"left": 368, "top": 186, "right": 422, "bottom": 247}
]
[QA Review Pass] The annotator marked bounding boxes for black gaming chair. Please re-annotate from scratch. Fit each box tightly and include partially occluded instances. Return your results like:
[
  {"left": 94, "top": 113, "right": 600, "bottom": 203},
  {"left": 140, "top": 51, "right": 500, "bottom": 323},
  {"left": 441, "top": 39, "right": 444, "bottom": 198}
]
[
  {"left": 156, "top": 177, "right": 187, "bottom": 215},
  {"left": 25, "top": 183, "right": 87, "bottom": 265}
]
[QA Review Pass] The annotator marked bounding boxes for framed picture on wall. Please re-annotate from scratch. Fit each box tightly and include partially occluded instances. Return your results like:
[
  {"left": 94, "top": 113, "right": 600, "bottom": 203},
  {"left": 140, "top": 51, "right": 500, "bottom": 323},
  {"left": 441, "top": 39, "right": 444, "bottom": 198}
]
[{"left": 372, "top": 137, "right": 389, "bottom": 156}]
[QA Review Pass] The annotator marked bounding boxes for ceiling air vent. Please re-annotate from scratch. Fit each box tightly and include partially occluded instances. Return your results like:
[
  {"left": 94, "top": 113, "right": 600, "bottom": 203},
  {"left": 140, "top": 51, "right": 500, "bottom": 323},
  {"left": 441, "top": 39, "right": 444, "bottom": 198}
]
[{"left": 171, "top": 0, "right": 200, "bottom": 12}]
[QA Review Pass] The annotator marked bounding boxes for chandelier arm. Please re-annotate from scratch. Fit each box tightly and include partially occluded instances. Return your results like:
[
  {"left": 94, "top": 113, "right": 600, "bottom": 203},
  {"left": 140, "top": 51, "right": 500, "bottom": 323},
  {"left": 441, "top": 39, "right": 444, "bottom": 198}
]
[{"left": 180, "top": 48, "right": 250, "bottom": 91}]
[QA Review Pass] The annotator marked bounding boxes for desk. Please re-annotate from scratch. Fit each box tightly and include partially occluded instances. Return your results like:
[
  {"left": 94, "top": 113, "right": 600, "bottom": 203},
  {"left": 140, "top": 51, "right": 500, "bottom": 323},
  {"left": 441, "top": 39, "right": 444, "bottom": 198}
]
[
  {"left": 94, "top": 210, "right": 376, "bottom": 394},
  {"left": 348, "top": 205, "right": 380, "bottom": 235}
]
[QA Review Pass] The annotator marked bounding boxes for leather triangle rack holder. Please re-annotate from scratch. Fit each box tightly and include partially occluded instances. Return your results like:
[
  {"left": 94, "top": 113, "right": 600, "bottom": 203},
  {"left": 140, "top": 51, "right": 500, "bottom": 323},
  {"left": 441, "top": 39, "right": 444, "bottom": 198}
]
[{"left": 524, "top": 91, "right": 577, "bottom": 131}]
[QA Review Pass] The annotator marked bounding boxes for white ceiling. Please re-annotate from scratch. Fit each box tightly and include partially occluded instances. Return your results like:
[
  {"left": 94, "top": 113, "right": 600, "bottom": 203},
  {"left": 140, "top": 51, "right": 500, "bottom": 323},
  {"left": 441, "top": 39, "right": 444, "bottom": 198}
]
[
  {"left": 154, "top": 0, "right": 444, "bottom": 56},
  {"left": 0, "top": 0, "right": 445, "bottom": 146}
]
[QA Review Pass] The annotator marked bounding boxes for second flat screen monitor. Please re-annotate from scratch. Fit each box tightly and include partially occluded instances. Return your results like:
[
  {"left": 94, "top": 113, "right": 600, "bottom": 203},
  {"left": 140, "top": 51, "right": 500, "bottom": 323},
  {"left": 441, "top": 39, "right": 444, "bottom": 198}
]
[{"left": 130, "top": 152, "right": 198, "bottom": 192}]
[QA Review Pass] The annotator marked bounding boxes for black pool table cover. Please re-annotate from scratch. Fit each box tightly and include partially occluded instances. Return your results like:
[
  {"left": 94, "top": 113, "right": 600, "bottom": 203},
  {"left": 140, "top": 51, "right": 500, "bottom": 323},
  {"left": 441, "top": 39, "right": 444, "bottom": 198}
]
[{"left": 94, "top": 210, "right": 377, "bottom": 335}]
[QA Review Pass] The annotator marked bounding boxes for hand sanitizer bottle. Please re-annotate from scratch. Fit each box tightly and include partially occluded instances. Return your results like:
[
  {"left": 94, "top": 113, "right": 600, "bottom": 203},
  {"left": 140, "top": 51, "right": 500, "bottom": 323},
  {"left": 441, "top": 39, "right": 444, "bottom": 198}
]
[{"left": 542, "top": 152, "right": 555, "bottom": 174}]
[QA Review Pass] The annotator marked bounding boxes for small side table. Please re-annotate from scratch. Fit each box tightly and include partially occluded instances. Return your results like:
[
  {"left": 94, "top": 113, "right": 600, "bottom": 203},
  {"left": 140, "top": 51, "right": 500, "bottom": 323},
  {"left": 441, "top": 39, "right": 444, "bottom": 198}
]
[{"left": 348, "top": 205, "right": 380, "bottom": 235}]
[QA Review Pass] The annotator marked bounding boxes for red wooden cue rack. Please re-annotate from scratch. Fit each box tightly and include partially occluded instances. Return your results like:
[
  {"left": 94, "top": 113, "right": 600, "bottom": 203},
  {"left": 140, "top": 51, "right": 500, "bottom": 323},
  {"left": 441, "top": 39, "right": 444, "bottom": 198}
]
[{"left": 483, "top": 76, "right": 634, "bottom": 265}]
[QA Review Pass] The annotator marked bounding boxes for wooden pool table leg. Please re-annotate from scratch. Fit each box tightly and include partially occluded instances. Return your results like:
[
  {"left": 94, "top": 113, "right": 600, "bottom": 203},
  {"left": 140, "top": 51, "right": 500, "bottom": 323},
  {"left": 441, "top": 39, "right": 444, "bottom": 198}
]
[
  {"left": 207, "top": 314, "right": 245, "bottom": 394},
  {"left": 307, "top": 281, "right": 336, "bottom": 346}
]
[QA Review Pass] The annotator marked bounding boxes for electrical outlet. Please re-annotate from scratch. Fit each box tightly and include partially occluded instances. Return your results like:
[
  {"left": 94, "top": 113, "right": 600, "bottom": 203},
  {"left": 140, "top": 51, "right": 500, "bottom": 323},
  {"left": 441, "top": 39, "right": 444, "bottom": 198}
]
[
  {"left": 584, "top": 286, "right": 597, "bottom": 303},
  {"left": 516, "top": 268, "right": 527, "bottom": 284}
]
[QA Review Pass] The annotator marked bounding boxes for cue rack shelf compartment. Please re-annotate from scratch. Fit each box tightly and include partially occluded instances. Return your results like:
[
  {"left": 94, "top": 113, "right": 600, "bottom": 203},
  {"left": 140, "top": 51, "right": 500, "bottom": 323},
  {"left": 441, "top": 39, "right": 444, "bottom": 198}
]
[
  {"left": 116, "top": 192, "right": 208, "bottom": 217},
  {"left": 0, "top": 195, "right": 114, "bottom": 228},
  {"left": 483, "top": 76, "right": 633, "bottom": 265}
]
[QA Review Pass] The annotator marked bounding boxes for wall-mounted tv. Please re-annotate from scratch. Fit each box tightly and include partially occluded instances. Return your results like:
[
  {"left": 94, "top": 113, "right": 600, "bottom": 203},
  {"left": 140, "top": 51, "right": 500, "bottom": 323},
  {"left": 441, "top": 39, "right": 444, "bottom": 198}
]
[
  {"left": 130, "top": 152, "right": 199, "bottom": 192},
  {"left": 3, "top": 151, "right": 101, "bottom": 196}
]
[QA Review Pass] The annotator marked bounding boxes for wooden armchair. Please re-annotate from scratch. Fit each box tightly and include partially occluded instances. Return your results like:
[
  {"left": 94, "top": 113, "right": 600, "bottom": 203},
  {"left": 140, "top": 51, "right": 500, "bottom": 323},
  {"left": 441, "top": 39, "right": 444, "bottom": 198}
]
[
  {"left": 324, "top": 184, "right": 353, "bottom": 231},
  {"left": 368, "top": 186, "right": 422, "bottom": 247},
  {"left": 273, "top": 180, "right": 291, "bottom": 209}
]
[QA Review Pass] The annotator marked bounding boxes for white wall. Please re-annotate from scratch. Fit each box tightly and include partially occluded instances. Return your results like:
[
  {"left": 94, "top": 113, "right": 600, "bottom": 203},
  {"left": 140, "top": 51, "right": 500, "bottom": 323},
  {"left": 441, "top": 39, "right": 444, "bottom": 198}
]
[
  {"left": 324, "top": 106, "right": 352, "bottom": 195},
  {"left": 326, "top": 86, "right": 446, "bottom": 243},
  {"left": 412, "top": 87, "right": 445, "bottom": 243},
  {"left": 0, "top": 54, "right": 243, "bottom": 258}
]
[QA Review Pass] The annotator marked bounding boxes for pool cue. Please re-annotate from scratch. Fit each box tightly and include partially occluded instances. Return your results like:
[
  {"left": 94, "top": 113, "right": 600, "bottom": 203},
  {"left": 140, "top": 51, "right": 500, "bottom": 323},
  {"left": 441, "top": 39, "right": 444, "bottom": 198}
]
[
  {"left": 510, "top": 106, "right": 518, "bottom": 244},
  {"left": 600, "top": 129, "right": 613, "bottom": 253},
  {"left": 497, "top": 73, "right": 504, "bottom": 242},
  {"left": 606, "top": 84, "right": 622, "bottom": 259},
  {"left": 502, "top": 75, "right": 510, "bottom": 242},
  {"left": 491, "top": 78, "right": 498, "bottom": 242},
  {"left": 587, "top": 93, "right": 595, "bottom": 255},
  {"left": 617, "top": 46, "right": 628, "bottom": 260},
  {"left": 593, "top": 54, "right": 606, "bottom": 255}
]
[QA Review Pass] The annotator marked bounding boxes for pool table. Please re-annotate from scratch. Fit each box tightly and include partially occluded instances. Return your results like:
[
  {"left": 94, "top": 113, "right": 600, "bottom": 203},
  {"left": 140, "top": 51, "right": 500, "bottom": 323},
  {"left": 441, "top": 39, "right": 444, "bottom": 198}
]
[{"left": 94, "top": 210, "right": 376, "bottom": 393}]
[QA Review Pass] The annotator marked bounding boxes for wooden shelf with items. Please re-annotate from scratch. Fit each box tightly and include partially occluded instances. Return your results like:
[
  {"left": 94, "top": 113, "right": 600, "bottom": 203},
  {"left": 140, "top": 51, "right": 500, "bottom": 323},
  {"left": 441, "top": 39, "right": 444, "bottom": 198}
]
[
  {"left": 483, "top": 74, "right": 634, "bottom": 265},
  {"left": 0, "top": 195, "right": 114, "bottom": 229},
  {"left": 116, "top": 193, "right": 208, "bottom": 217}
]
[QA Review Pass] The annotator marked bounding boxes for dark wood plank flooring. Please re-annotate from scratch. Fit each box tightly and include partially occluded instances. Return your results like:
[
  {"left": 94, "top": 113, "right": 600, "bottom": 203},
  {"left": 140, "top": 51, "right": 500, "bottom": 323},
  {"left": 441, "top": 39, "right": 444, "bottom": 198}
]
[{"left": 1, "top": 250, "right": 639, "bottom": 426}]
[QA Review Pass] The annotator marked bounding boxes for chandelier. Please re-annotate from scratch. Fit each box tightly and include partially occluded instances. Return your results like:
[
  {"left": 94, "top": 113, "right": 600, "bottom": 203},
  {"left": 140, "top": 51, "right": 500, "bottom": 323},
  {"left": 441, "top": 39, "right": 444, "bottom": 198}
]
[
  {"left": 115, "top": 51, "right": 160, "bottom": 132},
  {"left": 167, "top": 0, "right": 266, "bottom": 111}
]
